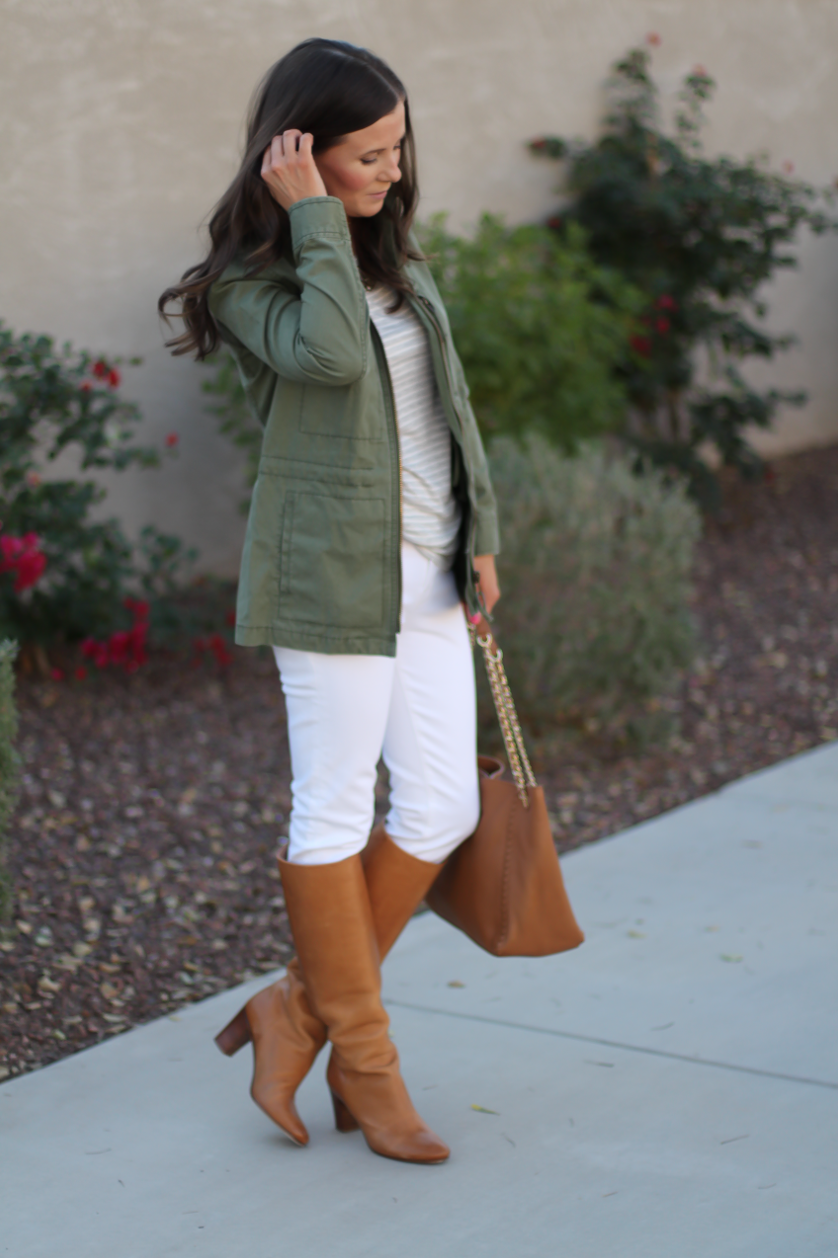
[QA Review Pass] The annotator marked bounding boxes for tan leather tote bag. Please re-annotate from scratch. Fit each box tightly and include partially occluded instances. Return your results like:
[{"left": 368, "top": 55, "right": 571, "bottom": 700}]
[{"left": 426, "top": 632, "right": 585, "bottom": 957}]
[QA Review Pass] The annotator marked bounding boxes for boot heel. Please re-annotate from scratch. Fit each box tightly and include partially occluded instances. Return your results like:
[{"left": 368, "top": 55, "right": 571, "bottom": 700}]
[
  {"left": 215, "top": 1007, "right": 252, "bottom": 1056},
  {"left": 330, "top": 1089, "right": 360, "bottom": 1133}
]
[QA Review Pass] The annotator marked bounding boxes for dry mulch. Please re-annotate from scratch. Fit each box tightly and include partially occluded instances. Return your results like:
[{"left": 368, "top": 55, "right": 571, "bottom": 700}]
[{"left": 2, "top": 444, "right": 838, "bottom": 1081}]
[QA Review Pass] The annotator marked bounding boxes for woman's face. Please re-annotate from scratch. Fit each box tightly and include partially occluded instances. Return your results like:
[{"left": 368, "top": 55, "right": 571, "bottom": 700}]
[{"left": 315, "top": 101, "right": 405, "bottom": 218}]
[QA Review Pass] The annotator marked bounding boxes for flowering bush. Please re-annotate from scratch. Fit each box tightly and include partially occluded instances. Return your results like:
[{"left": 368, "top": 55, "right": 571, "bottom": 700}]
[
  {"left": 0, "top": 322, "right": 194, "bottom": 656},
  {"left": 529, "top": 44, "right": 837, "bottom": 503},
  {"left": 81, "top": 598, "right": 149, "bottom": 674}
]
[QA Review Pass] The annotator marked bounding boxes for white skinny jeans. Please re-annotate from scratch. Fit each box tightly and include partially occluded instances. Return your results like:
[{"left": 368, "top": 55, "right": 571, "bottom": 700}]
[{"left": 274, "top": 542, "right": 480, "bottom": 866}]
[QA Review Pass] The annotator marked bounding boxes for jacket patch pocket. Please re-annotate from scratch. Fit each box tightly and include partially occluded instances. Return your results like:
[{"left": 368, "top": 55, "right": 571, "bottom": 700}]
[
  {"left": 280, "top": 491, "right": 386, "bottom": 631},
  {"left": 298, "top": 378, "right": 385, "bottom": 442}
]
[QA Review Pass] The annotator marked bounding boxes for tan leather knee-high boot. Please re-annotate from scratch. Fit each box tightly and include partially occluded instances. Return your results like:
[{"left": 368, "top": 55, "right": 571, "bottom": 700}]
[
  {"left": 280, "top": 851, "right": 449, "bottom": 1164},
  {"left": 214, "top": 958, "right": 327, "bottom": 1146},
  {"left": 215, "top": 828, "right": 442, "bottom": 1147}
]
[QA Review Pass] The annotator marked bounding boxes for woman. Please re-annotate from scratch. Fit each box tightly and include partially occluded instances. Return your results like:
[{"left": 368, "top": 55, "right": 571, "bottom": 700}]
[{"left": 159, "top": 38, "right": 500, "bottom": 1166}]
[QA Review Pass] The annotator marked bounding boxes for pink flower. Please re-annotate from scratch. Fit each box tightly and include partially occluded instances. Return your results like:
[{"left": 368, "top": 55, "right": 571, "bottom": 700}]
[
  {"left": 530, "top": 138, "right": 548, "bottom": 151},
  {"left": 165, "top": 432, "right": 179, "bottom": 448},
  {"left": 106, "top": 368, "right": 121, "bottom": 389},
  {"left": 92, "top": 360, "right": 108, "bottom": 379}
]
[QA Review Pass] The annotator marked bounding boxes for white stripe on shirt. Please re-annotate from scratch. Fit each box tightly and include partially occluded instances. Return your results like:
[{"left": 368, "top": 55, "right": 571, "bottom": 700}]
[{"left": 365, "top": 285, "right": 461, "bottom": 568}]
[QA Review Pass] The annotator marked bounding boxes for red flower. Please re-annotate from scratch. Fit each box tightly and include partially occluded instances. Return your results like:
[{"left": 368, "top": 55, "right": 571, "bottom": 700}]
[
  {"left": 75, "top": 666, "right": 87, "bottom": 681},
  {"left": 14, "top": 548, "right": 47, "bottom": 591},
  {"left": 165, "top": 432, "right": 179, "bottom": 448},
  {"left": 106, "top": 368, "right": 121, "bottom": 389},
  {"left": 80, "top": 381, "right": 92, "bottom": 393},
  {"left": 656, "top": 294, "right": 677, "bottom": 311},
  {"left": 92, "top": 360, "right": 108, "bottom": 379},
  {"left": 655, "top": 316, "right": 671, "bottom": 335},
  {"left": 630, "top": 334, "right": 652, "bottom": 358},
  {"left": 530, "top": 138, "right": 548, "bottom": 151},
  {"left": 124, "top": 597, "right": 150, "bottom": 622},
  {"left": 51, "top": 667, "right": 64, "bottom": 682},
  {"left": 128, "top": 620, "right": 148, "bottom": 669},
  {"left": 0, "top": 536, "right": 22, "bottom": 567},
  {"left": 0, "top": 532, "right": 47, "bottom": 591},
  {"left": 83, "top": 618, "right": 150, "bottom": 673},
  {"left": 208, "top": 633, "right": 233, "bottom": 668},
  {"left": 108, "top": 630, "right": 131, "bottom": 664},
  {"left": 647, "top": 32, "right": 661, "bottom": 47}
]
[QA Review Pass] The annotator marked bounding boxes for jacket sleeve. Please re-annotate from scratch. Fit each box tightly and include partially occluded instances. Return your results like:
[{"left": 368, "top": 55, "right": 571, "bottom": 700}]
[{"left": 208, "top": 198, "right": 369, "bottom": 386}]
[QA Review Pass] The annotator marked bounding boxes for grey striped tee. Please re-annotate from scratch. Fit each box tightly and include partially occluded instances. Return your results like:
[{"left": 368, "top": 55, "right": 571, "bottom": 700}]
[{"left": 365, "top": 284, "right": 461, "bottom": 568}]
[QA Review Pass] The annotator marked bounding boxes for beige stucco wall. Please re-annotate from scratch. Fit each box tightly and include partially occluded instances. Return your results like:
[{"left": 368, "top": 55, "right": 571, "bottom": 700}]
[{"left": 2, "top": 0, "right": 837, "bottom": 574}]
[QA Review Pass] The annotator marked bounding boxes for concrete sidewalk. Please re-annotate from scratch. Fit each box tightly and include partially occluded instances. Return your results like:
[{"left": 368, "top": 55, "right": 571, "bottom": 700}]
[{"left": 3, "top": 743, "right": 837, "bottom": 1258}]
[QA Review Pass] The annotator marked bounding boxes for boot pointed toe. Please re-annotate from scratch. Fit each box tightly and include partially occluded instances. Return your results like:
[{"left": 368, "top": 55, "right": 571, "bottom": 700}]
[
  {"left": 371, "top": 1128, "right": 450, "bottom": 1164},
  {"left": 250, "top": 1082, "right": 310, "bottom": 1146}
]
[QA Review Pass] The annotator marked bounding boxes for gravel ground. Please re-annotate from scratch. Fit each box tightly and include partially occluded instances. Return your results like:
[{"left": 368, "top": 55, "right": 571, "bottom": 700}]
[{"left": 2, "top": 443, "right": 838, "bottom": 1081}]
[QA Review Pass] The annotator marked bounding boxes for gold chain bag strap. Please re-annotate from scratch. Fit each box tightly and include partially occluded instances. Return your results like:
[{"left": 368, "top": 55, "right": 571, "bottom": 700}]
[{"left": 425, "top": 631, "right": 585, "bottom": 957}]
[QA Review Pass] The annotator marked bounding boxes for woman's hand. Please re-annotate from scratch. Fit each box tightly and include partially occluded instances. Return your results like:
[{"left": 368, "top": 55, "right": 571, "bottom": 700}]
[
  {"left": 468, "top": 554, "right": 501, "bottom": 637},
  {"left": 261, "top": 131, "right": 328, "bottom": 211}
]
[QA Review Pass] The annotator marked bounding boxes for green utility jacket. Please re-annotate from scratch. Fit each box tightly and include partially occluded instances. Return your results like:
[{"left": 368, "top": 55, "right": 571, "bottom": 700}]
[{"left": 209, "top": 196, "right": 499, "bottom": 656}]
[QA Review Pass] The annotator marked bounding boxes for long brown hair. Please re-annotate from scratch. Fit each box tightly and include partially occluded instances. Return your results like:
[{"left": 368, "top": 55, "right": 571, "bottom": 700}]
[{"left": 159, "top": 39, "right": 421, "bottom": 359}]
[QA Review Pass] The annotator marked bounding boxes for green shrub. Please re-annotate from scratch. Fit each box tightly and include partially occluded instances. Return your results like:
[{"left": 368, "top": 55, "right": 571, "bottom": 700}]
[
  {"left": 488, "top": 436, "right": 700, "bottom": 734},
  {"left": 419, "top": 214, "right": 642, "bottom": 448},
  {"left": 0, "top": 640, "right": 19, "bottom": 923},
  {"left": 529, "top": 46, "right": 837, "bottom": 503},
  {"left": 0, "top": 323, "right": 195, "bottom": 651}
]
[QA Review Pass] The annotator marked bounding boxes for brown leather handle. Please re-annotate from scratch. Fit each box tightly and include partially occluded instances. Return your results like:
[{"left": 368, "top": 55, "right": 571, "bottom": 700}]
[{"left": 477, "top": 755, "right": 505, "bottom": 779}]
